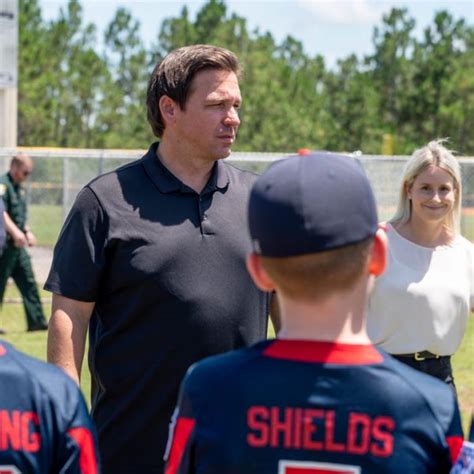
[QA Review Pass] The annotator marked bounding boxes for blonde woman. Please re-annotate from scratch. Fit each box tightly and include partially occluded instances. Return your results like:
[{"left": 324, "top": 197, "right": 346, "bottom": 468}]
[{"left": 367, "top": 140, "right": 473, "bottom": 389}]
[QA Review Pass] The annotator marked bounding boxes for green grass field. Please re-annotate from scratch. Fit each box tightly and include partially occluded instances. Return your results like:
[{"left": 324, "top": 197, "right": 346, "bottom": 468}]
[
  {"left": 1, "top": 282, "right": 473, "bottom": 434},
  {"left": 29, "top": 205, "right": 63, "bottom": 247}
]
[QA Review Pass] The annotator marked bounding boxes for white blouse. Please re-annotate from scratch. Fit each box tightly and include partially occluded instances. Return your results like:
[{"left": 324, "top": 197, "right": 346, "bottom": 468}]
[{"left": 367, "top": 223, "right": 474, "bottom": 355}]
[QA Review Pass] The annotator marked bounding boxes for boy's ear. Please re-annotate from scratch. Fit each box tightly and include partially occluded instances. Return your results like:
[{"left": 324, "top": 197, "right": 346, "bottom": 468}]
[
  {"left": 368, "top": 227, "right": 388, "bottom": 276},
  {"left": 246, "top": 253, "right": 275, "bottom": 292}
]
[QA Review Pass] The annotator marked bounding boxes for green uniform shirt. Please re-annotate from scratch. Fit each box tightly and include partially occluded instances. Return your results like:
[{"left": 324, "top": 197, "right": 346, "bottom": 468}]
[{"left": 0, "top": 172, "right": 28, "bottom": 231}]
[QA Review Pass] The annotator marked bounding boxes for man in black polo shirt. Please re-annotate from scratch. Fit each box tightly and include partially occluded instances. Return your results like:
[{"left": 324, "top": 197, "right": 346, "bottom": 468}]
[{"left": 45, "top": 45, "right": 272, "bottom": 473}]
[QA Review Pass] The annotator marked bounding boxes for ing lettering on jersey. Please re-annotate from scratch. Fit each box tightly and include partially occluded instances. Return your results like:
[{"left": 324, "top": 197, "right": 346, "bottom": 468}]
[
  {"left": 0, "top": 410, "right": 41, "bottom": 452},
  {"left": 0, "top": 466, "right": 21, "bottom": 474},
  {"left": 247, "top": 406, "right": 394, "bottom": 458}
]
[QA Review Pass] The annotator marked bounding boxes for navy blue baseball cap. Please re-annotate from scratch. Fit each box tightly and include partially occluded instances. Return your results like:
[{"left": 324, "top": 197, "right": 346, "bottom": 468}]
[{"left": 248, "top": 152, "right": 378, "bottom": 257}]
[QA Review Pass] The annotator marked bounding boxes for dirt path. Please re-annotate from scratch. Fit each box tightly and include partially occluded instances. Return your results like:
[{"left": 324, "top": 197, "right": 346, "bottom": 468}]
[
  {"left": 29, "top": 246, "right": 53, "bottom": 285},
  {"left": 3, "top": 247, "right": 53, "bottom": 304}
]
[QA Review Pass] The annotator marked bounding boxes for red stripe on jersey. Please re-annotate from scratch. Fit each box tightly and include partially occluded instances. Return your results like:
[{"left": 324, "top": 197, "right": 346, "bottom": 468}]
[
  {"left": 0, "top": 344, "right": 6, "bottom": 356},
  {"left": 165, "top": 417, "right": 196, "bottom": 474},
  {"left": 446, "top": 435, "right": 464, "bottom": 464},
  {"left": 67, "top": 427, "right": 98, "bottom": 474},
  {"left": 263, "top": 340, "right": 383, "bottom": 365}
]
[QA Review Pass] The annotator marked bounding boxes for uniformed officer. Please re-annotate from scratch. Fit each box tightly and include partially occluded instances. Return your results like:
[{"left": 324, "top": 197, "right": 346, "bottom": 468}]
[{"left": 0, "top": 154, "right": 48, "bottom": 332}]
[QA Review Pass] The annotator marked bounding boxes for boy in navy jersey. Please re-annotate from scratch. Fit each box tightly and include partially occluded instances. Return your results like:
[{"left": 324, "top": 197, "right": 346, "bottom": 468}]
[
  {"left": 165, "top": 152, "right": 464, "bottom": 473},
  {"left": 0, "top": 340, "right": 99, "bottom": 473}
]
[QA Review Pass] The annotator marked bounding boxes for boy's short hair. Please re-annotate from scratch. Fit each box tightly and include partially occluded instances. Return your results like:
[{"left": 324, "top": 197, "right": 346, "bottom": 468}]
[{"left": 261, "top": 238, "right": 373, "bottom": 300}]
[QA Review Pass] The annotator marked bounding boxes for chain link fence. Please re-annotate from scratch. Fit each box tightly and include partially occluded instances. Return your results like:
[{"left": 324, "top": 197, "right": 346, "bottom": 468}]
[{"left": 1, "top": 147, "right": 473, "bottom": 243}]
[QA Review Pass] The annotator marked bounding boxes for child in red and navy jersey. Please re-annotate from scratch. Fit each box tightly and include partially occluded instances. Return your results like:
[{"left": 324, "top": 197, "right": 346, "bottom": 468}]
[
  {"left": 0, "top": 340, "right": 99, "bottom": 473},
  {"left": 165, "top": 152, "right": 464, "bottom": 474}
]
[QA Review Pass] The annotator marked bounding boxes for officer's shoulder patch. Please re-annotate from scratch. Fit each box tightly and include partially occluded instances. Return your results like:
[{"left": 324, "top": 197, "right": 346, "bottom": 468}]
[{"left": 0, "top": 184, "right": 6, "bottom": 196}]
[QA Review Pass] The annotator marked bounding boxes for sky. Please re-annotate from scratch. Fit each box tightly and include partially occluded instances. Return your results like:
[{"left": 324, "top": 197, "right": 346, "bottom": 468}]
[{"left": 40, "top": 0, "right": 473, "bottom": 67}]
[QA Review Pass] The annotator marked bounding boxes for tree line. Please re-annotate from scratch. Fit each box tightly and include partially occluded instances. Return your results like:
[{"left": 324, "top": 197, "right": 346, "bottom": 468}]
[{"left": 19, "top": 0, "right": 474, "bottom": 154}]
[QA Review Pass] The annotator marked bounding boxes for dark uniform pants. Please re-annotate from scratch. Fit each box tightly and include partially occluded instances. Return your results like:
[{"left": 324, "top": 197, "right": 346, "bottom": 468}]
[{"left": 0, "top": 246, "right": 46, "bottom": 329}]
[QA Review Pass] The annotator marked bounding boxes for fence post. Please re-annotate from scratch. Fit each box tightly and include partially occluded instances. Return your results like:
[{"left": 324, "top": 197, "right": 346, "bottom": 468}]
[
  {"left": 62, "top": 155, "right": 70, "bottom": 222},
  {"left": 99, "top": 150, "right": 104, "bottom": 175}
]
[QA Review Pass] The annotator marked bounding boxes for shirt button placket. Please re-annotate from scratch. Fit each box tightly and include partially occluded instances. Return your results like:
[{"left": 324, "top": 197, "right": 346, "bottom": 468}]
[{"left": 199, "top": 195, "right": 213, "bottom": 235}]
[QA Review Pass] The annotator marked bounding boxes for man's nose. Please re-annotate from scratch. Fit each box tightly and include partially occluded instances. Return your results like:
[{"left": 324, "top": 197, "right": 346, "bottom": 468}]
[{"left": 224, "top": 107, "right": 240, "bottom": 127}]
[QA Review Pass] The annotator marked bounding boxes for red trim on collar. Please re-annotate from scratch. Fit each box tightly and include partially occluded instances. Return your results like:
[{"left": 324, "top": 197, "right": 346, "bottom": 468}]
[
  {"left": 0, "top": 344, "right": 6, "bottom": 356},
  {"left": 263, "top": 339, "right": 383, "bottom": 365}
]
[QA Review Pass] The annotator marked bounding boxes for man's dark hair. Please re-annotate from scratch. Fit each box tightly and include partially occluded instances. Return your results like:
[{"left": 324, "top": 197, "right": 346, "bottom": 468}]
[{"left": 146, "top": 44, "right": 241, "bottom": 137}]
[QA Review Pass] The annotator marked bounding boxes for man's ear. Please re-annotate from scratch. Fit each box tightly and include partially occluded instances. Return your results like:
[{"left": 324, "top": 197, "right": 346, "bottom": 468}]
[
  {"left": 158, "top": 95, "right": 178, "bottom": 127},
  {"left": 368, "top": 228, "right": 388, "bottom": 276},
  {"left": 246, "top": 253, "right": 275, "bottom": 292}
]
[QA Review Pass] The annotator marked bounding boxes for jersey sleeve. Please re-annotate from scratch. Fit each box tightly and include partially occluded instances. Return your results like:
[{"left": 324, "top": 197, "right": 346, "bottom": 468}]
[
  {"left": 445, "top": 399, "right": 464, "bottom": 465},
  {"left": 57, "top": 389, "right": 100, "bottom": 474},
  {"left": 44, "top": 186, "right": 108, "bottom": 301},
  {"left": 164, "top": 372, "right": 197, "bottom": 474}
]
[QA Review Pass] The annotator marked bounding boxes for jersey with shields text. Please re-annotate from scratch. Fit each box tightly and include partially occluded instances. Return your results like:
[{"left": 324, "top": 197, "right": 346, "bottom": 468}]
[
  {"left": 0, "top": 341, "right": 99, "bottom": 473},
  {"left": 165, "top": 339, "right": 463, "bottom": 474}
]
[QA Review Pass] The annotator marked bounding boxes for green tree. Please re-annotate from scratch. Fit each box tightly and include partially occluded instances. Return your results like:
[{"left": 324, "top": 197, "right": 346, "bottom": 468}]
[
  {"left": 43, "top": 0, "right": 108, "bottom": 147},
  {"left": 155, "top": 6, "right": 196, "bottom": 58},
  {"left": 18, "top": 0, "right": 55, "bottom": 145},
  {"left": 410, "top": 12, "right": 472, "bottom": 149},
  {"left": 17, "top": 0, "right": 474, "bottom": 154},
  {"left": 323, "top": 55, "right": 379, "bottom": 152},
  {"left": 100, "top": 8, "right": 152, "bottom": 147},
  {"left": 368, "top": 7, "right": 417, "bottom": 151}
]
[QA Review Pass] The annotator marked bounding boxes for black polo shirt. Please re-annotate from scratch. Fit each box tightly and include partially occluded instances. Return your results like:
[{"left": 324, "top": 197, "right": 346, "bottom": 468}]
[{"left": 45, "top": 142, "right": 269, "bottom": 473}]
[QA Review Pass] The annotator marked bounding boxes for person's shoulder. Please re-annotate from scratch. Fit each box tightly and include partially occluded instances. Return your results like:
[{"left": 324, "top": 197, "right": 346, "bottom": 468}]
[
  {"left": 221, "top": 160, "right": 259, "bottom": 185},
  {"left": 455, "top": 234, "right": 474, "bottom": 251},
  {"left": 87, "top": 157, "right": 144, "bottom": 191},
  {"left": 382, "top": 221, "right": 398, "bottom": 238},
  {"left": 1, "top": 341, "right": 84, "bottom": 411},
  {"left": 183, "top": 342, "right": 264, "bottom": 391},
  {"left": 381, "top": 353, "right": 457, "bottom": 429},
  {"left": 86, "top": 144, "right": 156, "bottom": 192}
]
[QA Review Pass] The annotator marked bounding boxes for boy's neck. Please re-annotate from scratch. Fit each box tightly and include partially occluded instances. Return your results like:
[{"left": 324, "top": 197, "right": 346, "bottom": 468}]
[{"left": 276, "top": 279, "right": 372, "bottom": 344}]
